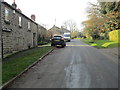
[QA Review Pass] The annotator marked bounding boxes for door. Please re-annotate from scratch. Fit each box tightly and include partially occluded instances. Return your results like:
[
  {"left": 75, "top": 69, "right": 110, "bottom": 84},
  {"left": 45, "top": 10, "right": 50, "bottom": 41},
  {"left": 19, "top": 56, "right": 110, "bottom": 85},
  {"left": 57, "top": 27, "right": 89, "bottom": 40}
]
[{"left": 33, "top": 33, "right": 36, "bottom": 47}]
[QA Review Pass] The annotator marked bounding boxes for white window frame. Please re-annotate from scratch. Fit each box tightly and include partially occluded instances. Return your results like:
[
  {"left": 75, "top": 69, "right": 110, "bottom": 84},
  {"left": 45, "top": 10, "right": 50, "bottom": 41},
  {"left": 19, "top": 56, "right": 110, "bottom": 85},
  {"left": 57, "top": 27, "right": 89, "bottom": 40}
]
[
  {"left": 13, "top": 10, "right": 16, "bottom": 14},
  {"left": 19, "top": 17, "right": 22, "bottom": 27},
  {"left": 5, "top": 7, "right": 9, "bottom": 22},
  {"left": 28, "top": 22, "right": 31, "bottom": 30}
]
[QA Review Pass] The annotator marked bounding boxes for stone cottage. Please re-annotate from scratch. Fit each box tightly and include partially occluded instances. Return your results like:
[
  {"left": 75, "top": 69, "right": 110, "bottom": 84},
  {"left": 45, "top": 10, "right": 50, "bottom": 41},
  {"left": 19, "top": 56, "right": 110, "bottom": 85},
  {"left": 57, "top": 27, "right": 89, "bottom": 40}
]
[
  {"left": 0, "top": 1, "right": 38, "bottom": 58},
  {"left": 48, "top": 25, "right": 70, "bottom": 37},
  {"left": 38, "top": 25, "right": 48, "bottom": 42}
]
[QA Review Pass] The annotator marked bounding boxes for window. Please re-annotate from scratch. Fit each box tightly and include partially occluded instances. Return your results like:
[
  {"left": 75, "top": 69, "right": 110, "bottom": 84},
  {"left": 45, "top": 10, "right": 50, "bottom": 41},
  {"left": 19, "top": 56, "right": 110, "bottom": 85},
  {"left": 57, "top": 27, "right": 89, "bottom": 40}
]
[
  {"left": 5, "top": 7, "right": 9, "bottom": 22},
  {"left": 13, "top": 10, "right": 16, "bottom": 14},
  {"left": 19, "top": 17, "right": 22, "bottom": 27},
  {"left": 28, "top": 22, "right": 31, "bottom": 30},
  {"left": 53, "top": 36, "right": 62, "bottom": 39},
  {"left": 64, "top": 34, "right": 70, "bottom": 37}
]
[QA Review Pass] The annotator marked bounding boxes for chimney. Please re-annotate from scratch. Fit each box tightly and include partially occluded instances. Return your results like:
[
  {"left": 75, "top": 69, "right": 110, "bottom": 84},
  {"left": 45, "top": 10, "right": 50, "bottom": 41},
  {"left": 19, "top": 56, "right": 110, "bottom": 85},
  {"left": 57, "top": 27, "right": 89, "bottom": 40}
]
[
  {"left": 31, "top": 14, "right": 36, "bottom": 21},
  {"left": 12, "top": 0, "right": 17, "bottom": 9},
  {"left": 17, "top": 8, "right": 22, "bottom": 12}
]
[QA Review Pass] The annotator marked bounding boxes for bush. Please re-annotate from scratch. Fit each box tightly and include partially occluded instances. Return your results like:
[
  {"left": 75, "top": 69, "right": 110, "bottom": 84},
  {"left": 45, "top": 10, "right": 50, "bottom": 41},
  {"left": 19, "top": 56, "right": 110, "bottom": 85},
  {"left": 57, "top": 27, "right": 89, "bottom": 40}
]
[{"left": 86, "top": 34, "right": 92, "bottom": 40}]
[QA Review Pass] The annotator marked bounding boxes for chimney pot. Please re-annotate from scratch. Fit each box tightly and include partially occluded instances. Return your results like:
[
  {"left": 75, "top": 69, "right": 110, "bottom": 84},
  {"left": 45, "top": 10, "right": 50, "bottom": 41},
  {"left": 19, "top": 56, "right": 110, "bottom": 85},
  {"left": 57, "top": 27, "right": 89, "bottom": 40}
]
[{"left": 31, "top": 14, "right": 36, "bottom": 21}]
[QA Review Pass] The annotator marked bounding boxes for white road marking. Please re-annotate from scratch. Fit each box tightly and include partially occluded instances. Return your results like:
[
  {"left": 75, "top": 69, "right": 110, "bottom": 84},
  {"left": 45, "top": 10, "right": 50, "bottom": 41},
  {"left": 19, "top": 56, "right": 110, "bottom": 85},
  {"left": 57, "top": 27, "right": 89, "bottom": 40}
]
[
  {"left": 38, "top": 45, "right": 90, "bottom": 47},
  {"left": 67, "top": 45, "right": 90, "bottom": 46}
]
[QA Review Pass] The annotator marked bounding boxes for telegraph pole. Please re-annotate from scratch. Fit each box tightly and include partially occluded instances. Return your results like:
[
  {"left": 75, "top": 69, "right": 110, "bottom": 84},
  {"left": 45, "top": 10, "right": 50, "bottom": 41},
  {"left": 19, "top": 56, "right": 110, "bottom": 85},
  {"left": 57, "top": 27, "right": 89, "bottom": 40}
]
[{"left": 55, "top": 19, "right": 56, "bottom": 26}]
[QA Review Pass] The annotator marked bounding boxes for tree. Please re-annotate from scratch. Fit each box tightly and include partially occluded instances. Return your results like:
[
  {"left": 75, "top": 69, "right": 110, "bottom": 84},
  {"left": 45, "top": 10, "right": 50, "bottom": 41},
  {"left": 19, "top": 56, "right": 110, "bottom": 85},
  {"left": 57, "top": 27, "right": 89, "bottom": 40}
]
[
  {"left": 82, "top": 2, "right": 102, "bottom": 39},
  {"left": 98, "top": 1, "right": 120, "bottom": 30},
  {"left": 71, "top": 31, "right": 80, "bottom": 38},
  {"left": 62, "top": 19, "right": 78, "bottom": 33},
  {"left": 82, "top": 1, "right": 120, "bottom": 40},
  {"left": 98, "top": 2, "right": 120, "bottom": 14}
]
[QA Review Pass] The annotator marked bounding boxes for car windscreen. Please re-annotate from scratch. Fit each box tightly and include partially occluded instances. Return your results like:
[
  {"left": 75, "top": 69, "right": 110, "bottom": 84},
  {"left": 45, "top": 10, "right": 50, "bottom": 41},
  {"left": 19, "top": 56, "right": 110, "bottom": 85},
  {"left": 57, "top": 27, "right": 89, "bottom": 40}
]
[
  {"left": 53, "top": 36, "right": 62, "bottom": 39},
  {"left": 64, "top": 34, "right": 70, "bottom": 37}
]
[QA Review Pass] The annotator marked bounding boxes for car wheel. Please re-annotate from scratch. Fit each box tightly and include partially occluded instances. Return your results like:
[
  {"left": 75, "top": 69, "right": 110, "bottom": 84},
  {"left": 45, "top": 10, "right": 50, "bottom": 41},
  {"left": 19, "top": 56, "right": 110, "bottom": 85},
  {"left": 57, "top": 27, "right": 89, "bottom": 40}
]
[
  {"left": 62, "top": 45, "right": 64, "bottom": 48},
  {"left": 62, "top": 44, "right": 65, "bottom": 48},
  {"left": 64, "top": 44, "right": 66, "bottom": 47},
  {"left": 51, "top": 44, "right": 54, "bottom": 46}
]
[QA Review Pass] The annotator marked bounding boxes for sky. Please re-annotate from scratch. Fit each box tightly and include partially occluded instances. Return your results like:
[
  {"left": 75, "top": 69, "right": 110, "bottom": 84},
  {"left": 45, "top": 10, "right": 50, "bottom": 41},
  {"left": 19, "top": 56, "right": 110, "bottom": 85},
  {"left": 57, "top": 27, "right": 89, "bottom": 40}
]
[{"left": 4, "top": 0, "right": 97, "bottom": 30}]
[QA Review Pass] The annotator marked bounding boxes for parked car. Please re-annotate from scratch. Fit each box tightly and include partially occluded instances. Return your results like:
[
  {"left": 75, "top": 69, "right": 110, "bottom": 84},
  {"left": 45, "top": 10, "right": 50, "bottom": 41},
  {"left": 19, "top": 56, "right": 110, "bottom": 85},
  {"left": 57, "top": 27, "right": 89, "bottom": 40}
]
[
  {"left": 63, "top": 33, "right": 71, "bottom": 42},
  {"left": 51, "top": 35, "right": 66, "bottom": 47}
]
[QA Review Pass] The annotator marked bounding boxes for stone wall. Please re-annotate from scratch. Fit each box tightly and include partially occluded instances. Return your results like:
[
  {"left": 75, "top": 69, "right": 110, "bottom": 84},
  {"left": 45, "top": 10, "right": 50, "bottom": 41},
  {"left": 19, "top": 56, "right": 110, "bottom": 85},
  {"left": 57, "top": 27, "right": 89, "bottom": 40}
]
[
  {"left": 0, "top": 1, "right": 2, "bottom": 87},
  {"left": 1, "top": 2, "right": 38, "bottom": 58},
  {"left": 38, "top": 25, "right": 48, "bottom": 41},
  {"left": 0, "top": 1, "right": 2, "bottom": 60}
]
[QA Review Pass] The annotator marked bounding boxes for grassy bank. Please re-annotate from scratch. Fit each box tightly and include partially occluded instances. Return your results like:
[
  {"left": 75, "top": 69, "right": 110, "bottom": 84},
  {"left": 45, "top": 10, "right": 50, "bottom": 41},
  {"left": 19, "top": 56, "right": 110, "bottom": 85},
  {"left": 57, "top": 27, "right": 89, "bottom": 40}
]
[
  {"left": 2, "top": 46, "right": 54, "bottom": 84},
  {"left": 82, "top": 39, "right": 120, "bottom": 48}
]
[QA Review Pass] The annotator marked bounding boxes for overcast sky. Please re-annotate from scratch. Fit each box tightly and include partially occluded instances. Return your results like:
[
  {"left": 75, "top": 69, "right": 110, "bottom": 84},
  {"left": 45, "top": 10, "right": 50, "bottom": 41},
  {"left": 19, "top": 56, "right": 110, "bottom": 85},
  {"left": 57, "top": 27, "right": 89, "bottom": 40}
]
[{"left": 4, "top": 0, "right": 97, "bottom": 30}]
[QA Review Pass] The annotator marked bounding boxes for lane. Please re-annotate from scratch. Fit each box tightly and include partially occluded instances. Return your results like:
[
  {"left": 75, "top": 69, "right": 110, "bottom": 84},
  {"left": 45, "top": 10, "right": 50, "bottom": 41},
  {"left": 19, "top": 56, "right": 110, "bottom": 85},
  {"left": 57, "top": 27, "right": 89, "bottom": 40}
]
[
  {"left": 64, "top": 39, "right": 118, "bottom": 88},
  {"left": 8, "top": 39, "right": 118, "bottom": 88}
]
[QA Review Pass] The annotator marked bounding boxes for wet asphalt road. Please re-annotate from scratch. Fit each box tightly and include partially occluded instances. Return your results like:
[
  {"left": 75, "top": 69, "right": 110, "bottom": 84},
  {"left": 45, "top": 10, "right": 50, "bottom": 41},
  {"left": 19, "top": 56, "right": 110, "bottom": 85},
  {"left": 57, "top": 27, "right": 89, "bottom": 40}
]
[{"left": 8, "top": 39, "right": 118, "bottom": 88}]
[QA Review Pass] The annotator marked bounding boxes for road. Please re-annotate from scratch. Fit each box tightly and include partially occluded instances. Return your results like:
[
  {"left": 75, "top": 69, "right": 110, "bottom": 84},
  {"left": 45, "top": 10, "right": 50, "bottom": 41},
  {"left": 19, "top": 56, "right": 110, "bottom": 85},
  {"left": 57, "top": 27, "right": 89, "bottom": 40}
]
[{"left": 8, "top": 39, "right": 118, "bottom": 88}]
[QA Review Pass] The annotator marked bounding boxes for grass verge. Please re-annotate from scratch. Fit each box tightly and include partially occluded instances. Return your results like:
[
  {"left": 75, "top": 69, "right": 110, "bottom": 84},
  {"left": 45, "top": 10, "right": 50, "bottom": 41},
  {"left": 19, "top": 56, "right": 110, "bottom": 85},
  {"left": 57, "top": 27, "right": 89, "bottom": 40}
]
[
  {"left": 38, "top": 41, "right": 49, "bottom": 45},
  {"left": 2, "top": 46, "right": 54, "bottom": 84},
  {"left": 82, "top": 39, "right": 120, "bottom": 48},
  {"left": 74, "top": 37, "right": 82, "bottom": 39}
]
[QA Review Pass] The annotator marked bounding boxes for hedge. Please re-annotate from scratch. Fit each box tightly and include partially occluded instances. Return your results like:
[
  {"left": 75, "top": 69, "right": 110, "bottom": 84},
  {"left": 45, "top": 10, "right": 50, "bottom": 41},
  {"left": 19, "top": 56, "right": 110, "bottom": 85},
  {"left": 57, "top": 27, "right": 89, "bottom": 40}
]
[
  {"left": 109, "top": 30, "right": 120, "bottom": 42},
  {"left": 86, "top": 34, "right": 92, "bottom": 40}
]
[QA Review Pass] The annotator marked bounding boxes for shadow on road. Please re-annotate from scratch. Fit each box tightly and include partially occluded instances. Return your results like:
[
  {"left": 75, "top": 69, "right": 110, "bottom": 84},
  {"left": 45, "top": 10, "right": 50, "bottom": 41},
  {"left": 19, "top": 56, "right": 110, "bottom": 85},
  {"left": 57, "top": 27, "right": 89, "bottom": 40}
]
[{"left": 56, "top": 46, "right": 65, "bottom": 48}]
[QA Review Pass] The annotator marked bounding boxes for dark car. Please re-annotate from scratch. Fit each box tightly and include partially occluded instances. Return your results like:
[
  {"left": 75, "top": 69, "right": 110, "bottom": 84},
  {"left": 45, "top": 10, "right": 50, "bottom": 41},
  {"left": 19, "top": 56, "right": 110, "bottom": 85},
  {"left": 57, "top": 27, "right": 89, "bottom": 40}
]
[{"left": 51, "top": 35, "right": 66, "bottom": 47}]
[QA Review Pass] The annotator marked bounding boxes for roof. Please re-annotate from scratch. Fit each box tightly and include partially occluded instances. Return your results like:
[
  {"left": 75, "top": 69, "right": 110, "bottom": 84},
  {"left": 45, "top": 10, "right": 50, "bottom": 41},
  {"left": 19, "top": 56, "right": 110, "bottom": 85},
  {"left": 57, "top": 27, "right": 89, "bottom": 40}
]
[
  {"left": 49, "top": 25, "right": 61, "bottom": 30},
  {"left": 2, "top": 2, "right": 38, "bottom": 25},
  {"left": 38, "top": 24, "right": 47, "bottom": 30}
]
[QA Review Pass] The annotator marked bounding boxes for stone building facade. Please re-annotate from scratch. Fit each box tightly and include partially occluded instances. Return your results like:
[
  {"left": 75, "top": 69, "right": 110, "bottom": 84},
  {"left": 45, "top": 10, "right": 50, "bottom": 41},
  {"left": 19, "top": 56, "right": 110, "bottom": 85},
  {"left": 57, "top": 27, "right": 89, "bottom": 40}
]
[
  {"left": 0, "top": 0, "right": 3, "bottom": 60},
  {"left": 0, "top": 2, "right": 38, "bottom": 58},
  {"left": 48, "top": 25, "right": 70, "bottom": 37},
  {"left": 38, "top": 25, "right": 48, "bottom": 42}
]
